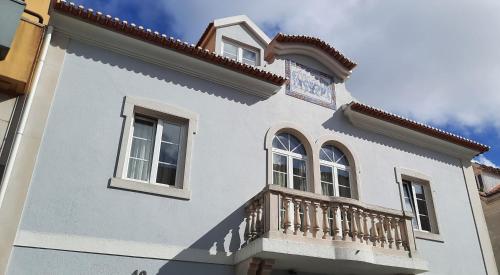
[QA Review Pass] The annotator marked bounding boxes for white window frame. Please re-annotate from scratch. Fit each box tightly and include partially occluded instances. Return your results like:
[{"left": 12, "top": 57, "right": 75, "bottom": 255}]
[
  {"left": 272, "top": 148, "right": 308, "bottom": 190},
  {"left": 221, "top": 39, "right": 259, "bottom": 66},
  {"left": 111, "top": 96, "right": 198, "bottom": 200},
  {"left": 402, "top": 180, "right": 430, "bottom": 232},
  {"left": 122, "top": 116, "right": 187, "bottom": 188},
  {"left": 319, "top": 159, "right": 352, "bottom": 198},
  {"left": 395, "top": 167, "right": 442, "bottom": 242}
]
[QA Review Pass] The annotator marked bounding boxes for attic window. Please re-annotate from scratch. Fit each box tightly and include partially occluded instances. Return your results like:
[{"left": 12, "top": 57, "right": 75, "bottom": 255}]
[{"left": 222, "top": 40, "right": 258, "bottom": 66}]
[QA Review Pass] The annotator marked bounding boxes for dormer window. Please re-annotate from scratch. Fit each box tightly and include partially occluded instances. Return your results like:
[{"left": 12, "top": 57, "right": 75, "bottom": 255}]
[{"left": 221, "top": 39, "right": 258, "bottom": 66}]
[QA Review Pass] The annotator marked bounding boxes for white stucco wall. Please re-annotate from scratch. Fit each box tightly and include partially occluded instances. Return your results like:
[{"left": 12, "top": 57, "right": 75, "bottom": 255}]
[{"left": 6, "top": 27, "right": 490, "bottom": 275}]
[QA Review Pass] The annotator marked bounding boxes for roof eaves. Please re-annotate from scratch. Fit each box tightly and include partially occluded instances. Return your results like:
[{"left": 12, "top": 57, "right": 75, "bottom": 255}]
[
  {"left": 348, "top": 102, "right": 489, "bottom": 153},
  {"left": 53, "top": 0, "right": 286, "bottom": 86}
]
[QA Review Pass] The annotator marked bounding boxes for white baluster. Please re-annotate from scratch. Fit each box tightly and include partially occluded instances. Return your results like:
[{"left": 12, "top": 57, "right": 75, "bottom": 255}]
[
  {"left": 293, "top": 198, "right": 302, "bottom": 235},
  {"left": 322, "top": 204, "right": 330, "bottom": 239},
  {"left": 303, "top": 200, "right": 311, "bottom": 237}
]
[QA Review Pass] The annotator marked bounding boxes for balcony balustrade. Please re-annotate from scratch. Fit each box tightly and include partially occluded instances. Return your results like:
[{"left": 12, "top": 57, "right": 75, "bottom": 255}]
[{"left": 235, "top": 184, "right": 428, "bottom": 274}]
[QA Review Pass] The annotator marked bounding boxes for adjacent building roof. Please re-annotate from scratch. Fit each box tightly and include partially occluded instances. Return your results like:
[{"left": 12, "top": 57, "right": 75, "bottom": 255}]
[
  {"left": 347, "top": 102, "right": 489, "bottom": 153},
  {"left": 271, "top": 33, "right": 357, "bottom": 71},
  {"left": 53, "top": 0, "right": 286, "bottom": 86},
  {"left": 474, "top": 163, "right": 500, "bottom": 176}
]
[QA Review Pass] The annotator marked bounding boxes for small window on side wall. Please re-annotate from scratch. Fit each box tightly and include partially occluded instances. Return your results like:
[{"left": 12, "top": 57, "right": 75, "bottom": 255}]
[{"left": 111, "top": 97, "right": 197, "bottom": 200}]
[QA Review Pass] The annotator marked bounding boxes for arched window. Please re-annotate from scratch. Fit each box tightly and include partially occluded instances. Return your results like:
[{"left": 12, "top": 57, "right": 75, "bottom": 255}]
[
  {"left": 272, "top": 133, "right": 307, "bottom": 191},
  {"left": 319, "top": 144, "right": 351, "bottom": 198}
]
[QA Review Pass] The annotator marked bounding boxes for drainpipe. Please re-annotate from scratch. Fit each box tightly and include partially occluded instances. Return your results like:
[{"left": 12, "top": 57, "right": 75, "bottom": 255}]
[{"left": 0, "top": 25, "right": 53, "bottom": 207}]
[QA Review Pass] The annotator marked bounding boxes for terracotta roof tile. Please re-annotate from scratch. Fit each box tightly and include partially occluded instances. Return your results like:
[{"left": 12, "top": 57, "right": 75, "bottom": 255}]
[
  {"left": 53, "top": 0, "right": 286, "bottom": 86},
  {"left": 348, "top": 102, "right": 489, "bottom": 153},
  {"left": 272, "top": 33, "right": 357, "bottom": 71},
  {"left": 474, "top": 163, "right": 500, "bottom": 176}
]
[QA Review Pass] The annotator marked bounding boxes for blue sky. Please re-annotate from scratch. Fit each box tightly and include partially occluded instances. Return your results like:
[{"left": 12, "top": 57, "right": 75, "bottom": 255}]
[{"left": 73, "top": 0, "right": 500, "bottom": 166}]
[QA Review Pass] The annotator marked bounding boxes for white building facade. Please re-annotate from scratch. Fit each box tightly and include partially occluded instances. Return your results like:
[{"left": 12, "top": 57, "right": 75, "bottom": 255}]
[{"left": 0, "top": 1, "right": 497, "bottom": 274}]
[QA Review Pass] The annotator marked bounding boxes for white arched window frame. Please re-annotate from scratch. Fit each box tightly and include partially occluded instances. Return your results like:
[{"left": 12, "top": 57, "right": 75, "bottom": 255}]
[
  {"left": 272, "top": 133, "right": 308, "bottom": 191},
  {"left": 319, "top": 145, "right": 352, "bottom": 198}
]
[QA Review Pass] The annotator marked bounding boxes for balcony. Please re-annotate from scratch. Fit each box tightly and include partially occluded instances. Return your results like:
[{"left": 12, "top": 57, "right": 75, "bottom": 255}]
[{"left": 235, "top": 185, "right": 428, "bottom": 275}]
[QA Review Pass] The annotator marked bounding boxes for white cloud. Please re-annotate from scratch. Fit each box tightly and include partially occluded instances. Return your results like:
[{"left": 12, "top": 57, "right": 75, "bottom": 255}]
[
  {"left": 474, "top": 155, "right": 498, "bottom": 168},
  {"left": 151, "top": 0, "right": 500, "bottom": 134},
  {"left": 84, "top": 0, "right": 500, "bottom": 136}
]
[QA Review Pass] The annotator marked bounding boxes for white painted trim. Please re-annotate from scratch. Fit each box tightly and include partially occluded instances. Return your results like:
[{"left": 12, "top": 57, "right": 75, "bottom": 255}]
[{"left": 14, "top": 230, "right": 233, "bottom": 265}]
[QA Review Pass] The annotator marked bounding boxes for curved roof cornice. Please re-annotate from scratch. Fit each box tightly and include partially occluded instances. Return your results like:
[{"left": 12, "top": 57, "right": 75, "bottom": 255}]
[{"left": 265, "top": 33, "right": 356, "bottom": 80}]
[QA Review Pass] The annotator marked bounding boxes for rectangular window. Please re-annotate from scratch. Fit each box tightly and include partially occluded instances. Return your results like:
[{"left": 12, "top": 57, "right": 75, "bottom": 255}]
[
  {"left": 222, "top": 40, "right": 259, "bottom": 66},
  {"left": 112, "top": 97, "right": 197, "bottom": 200},
  {"left": 402, "top": 179, "right": 432, "bottom": 232},
  {"left": 126, "top": 115, "right": 185, "bottom": 187}
]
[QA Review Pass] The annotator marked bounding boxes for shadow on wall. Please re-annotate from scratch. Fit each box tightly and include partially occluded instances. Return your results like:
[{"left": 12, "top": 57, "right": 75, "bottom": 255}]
[
  {"left": 154, "top": 205, "right": 246, "bottom": 275},
  {"left": 62, "top": 38, "right": 263, "bottom": 106},
  {"left": 322, "top": 109, "right": 461, "bottom": 167}
]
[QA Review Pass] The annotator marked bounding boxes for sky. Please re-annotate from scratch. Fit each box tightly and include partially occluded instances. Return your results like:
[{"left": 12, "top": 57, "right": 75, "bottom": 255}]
[{"left": 75, "top": 0, "right": 499, "bottom": 166}]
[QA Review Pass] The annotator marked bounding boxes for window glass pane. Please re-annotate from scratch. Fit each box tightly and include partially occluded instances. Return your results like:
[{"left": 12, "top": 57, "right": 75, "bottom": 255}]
[
  {"left": 320, "top": 165, "right": 333, "bottom": 183},
  {"left": 403, "top": 181, "right": 419, "bottom": 229},
  {"left": 320, "top": 165, "right": 334, "bottom": 196},
  {"left": 293, "top": 159, "right": 307, "bottom": 191},
  {"left": 333, "top": 147, "right": 349, "bottom": 166},
  {"left": 273, "top": 154, "right": 287, "bottom": 187},
  {"left": 127, "top": 118, "right": 155, "bottom": 181},
  {"left": 272, "top": 136, "right": 287, "bottom": 150},
  {"left": 414, "top": 184, "right": 426, "bottom": 200},
  {"left": 322, "top": 182, "right": 334, "bottom": 196},
  {"left": 156, "top": 163, "right": 176, "bottom": 185},
  {"left": 127, "top": 158, "right": 150, "bottom": 182},
  {"left": 417, "top": 200, "right": 429, "bottom": 215},
  {"left": 293, "top": 176, "right": 307, "bottom": 191},
  {"left": 293, "top": 159, "right": 306, "bottom": 177},
  {"left": 242, "top": 49, "right": 257, "bottom": 66},
  {"left": 273, "top": 154, "right": 287, "bottom": 172},
  {"left": 289, "top": 135, "right": 301, "bottom": 153},
  {"left": 159, "top": 142, "right": 179, "bottom": 165},
  {"left": 162, "top": 122, "right": 181, "bottom": 144},
  {"left": 419, "top": 215, "right": 431, "bottom": 231},
  {"left": 337, "top": 169, "right": 351, "bottom": 198},
  {"left": 320, "top": 145, "right": 334, "bottom": 162},
  {"left": 291, "top": 144, "right": 306, "bottom": 155},
  {"left": 275, "top": 133, "right": 289, "bottom": 151},
  {"left": 223, "top": 42, "right": 238, "bottom": 60}
]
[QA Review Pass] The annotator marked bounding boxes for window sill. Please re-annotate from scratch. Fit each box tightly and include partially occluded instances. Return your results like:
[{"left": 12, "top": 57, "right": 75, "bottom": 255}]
[
  {"left": 414, "top": 230, "right": 443, "bottom": 243},
  {"left": 109, "top": 177, "right": 191, "bottom": 200}
]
